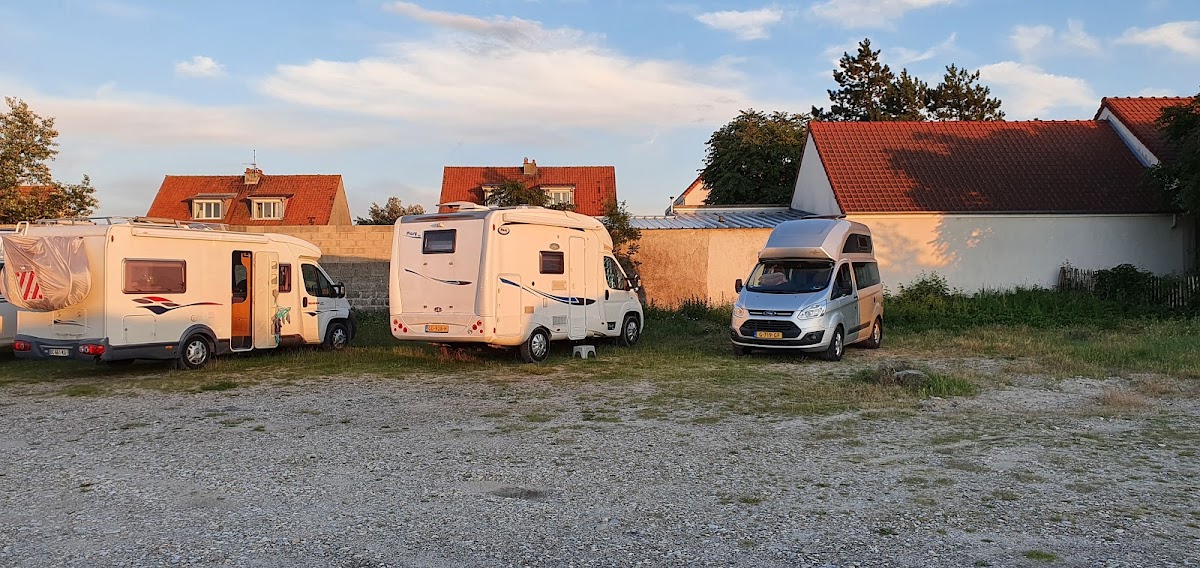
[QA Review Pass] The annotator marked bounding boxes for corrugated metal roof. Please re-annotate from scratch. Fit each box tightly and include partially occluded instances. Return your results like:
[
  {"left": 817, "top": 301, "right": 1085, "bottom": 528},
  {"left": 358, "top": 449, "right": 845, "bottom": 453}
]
[{"left": 631, "top": 208, "right": 811, "bottom": 229}]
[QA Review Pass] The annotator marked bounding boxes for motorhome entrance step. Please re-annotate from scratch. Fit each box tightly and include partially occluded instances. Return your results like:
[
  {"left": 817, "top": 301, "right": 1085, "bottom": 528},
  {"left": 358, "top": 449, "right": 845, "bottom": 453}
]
[{"left": 572, "top": 345, "right": 597, "bottom": 359}]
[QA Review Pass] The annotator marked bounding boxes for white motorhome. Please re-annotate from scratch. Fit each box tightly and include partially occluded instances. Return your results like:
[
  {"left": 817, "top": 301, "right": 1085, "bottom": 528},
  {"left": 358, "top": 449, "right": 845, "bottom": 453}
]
[
  {"left": 389, "top": 204, "right": 643, "bottom": 362},
  {"left": 730, "top": 218, "right": 883, "bottom": 361},
  {"left": 0, "top": 230, "right": 14, "bottom": 349},
  {"left": 0, "top": 217, "right": 355, "bottom": 368}
]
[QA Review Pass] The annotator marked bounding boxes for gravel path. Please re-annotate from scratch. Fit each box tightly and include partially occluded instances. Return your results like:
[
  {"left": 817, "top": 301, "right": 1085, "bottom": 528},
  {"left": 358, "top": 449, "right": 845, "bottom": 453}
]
[{"left": 1, "top": 371, "right": 1198, "bottom": 567}]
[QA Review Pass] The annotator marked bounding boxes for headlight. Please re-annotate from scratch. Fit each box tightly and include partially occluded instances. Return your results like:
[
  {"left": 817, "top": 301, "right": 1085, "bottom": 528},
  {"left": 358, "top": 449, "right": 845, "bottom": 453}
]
[
  {"left": 733, "top": 306, "right": 746, "bottom": 318},
  {"left": 796, "top": 302, "right": 827, "bottom": 320}
]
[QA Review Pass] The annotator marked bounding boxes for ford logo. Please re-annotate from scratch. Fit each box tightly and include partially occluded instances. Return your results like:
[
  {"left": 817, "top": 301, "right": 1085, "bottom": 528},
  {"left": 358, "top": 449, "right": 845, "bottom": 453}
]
[{"left": 763, "top": 311, "right": 776, "bottom": 316}]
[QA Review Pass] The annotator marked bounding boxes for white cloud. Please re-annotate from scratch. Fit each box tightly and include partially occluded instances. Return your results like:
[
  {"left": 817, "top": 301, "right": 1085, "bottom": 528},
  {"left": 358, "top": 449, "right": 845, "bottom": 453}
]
[
  {"left": 1011, "top": 19, "right": 1100, "bottom": 60},
  {"left": 1117, "top": 21, "right": 1200, "bottom": 58},
  {"left": 809, "top": 0, "right": 955, "bottom": 29},
  {"left": 695, "top": 8, "right": 785, "bottom": 41},
  {"left": 258, "top": 4, "right": 764, "bottom": 140},
  {"left": 175, "top": 56, "right": 225, "bottom": 78},
  {"left": 891, "top": 33, "right": 957, "bottom": 65},
  {"left": 977, "top": 61, "right": 1097, "bottom": 119},
  {"left": 1136, "top": 87, "right": 1179, "bottom": 97}
]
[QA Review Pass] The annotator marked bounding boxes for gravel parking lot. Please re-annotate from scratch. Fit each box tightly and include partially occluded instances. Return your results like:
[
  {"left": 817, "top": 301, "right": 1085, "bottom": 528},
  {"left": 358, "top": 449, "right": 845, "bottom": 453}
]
[{"left": 1, "top": 363, "right": 1198, "bottom": 567}]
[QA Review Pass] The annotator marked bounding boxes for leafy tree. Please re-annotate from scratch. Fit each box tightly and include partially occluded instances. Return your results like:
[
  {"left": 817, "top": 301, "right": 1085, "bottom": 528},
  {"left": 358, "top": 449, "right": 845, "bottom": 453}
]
[
  {"left": 885, "top": 70, "right": 931, "bottom": 121},
  {"left": 1148, "top": 92, "right": 1200, "bottom": 217},
  {"left": 926, "top": 64, "right": 1004, "bottom": 121},
  {"left": 355, "top": 196, "right": 425, "bottom": 225},
  {"left": 816, "top": 39, "right": 897, "bottom": 122},
  {"left": 701, "top": 109, "right": 810, "bottom": 205},
  {"left": 600, "top": 199, "right": 643, "bottom": 295},
  {"left": 0, "top": 97, "right": 99, "bottom": 223},
  {"left": 483, "top": 179, "right": 547, "bottom": 207}
]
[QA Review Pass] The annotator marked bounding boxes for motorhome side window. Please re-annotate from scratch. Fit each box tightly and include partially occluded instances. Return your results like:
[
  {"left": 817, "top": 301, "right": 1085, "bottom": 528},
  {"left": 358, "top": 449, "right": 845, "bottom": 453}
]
[
  {"left": 278, "top": 264, "right": 292, "bottom": 293},
  {"left": 852, "top": 262, "right": 881, "bottom": 289},
  {"left": 842, "top": 234, "right": 873, "bottom": 254},
  {"left": 124, "top": 260, "right": 186, "bottom": 294},
  {"left": 423, "top": 230, "right": 456, "bottom": 254},
  {"left": 540, "top": 251, "right": 564, "bottom": 274},
  {"left": 603, "top": 257, "right": 624, "bottom": 289},
  {"left": 301, "top": 264, "right": 334, "bottom": 297}
]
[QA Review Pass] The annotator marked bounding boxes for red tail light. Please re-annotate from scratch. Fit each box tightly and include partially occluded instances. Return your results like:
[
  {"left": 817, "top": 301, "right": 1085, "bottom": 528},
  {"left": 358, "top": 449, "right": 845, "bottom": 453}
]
[
  {"left": 13, "top": 340, "right": 31, "bottom": 352},
  {"left": 78, "top": 344, "right": 106, "bottom": 356}
]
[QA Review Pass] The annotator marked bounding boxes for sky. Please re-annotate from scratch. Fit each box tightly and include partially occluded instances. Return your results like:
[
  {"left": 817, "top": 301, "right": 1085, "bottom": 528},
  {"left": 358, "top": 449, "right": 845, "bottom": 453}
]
[{"left": 2, "top": 0, "right": 1198, "bottom": 218}]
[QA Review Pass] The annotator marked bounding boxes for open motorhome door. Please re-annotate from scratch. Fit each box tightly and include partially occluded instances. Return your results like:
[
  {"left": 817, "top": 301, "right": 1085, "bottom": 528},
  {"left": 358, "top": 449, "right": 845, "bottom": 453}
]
[{"left": 253, "top": 252, "right": 280, "bottom": 349}]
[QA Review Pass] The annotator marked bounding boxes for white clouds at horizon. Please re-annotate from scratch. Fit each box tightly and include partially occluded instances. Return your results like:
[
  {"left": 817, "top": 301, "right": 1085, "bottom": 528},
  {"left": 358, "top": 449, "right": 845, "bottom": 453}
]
[
  {"left": 810, "top": 0, "right": 955, "bottom": 29},
  {"left": 978, "top": 61, "right": 1097, "bottom": 119},
  {"left": 1117, "top": 21, "right": 1200, "bottom": 59},
  {"left": 695, "top": 7, "right": 785, "bottom": 41},
  {"left": 174, "top": 56, "right": 225, "bottom": 78}
]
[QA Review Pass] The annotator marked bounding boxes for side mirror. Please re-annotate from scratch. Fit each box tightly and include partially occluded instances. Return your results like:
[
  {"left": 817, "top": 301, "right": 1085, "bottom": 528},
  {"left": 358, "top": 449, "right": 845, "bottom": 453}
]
[
  {"left": 334, "top": 283, "right": 346, "bottom": 298},
  {"left": 735, "top": 278, "right": 743, "bottom": 293},
  {"left": 624, "top": 277, "right": 638, "bottom": 291}
]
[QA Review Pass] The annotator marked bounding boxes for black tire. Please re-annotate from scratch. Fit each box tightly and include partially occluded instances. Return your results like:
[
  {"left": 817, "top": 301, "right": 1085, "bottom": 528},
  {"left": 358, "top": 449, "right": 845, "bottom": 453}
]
[
  {"left": 519, "top": 327, "right": 550, "bottom": 363},
  {"left": 177, "top": 335, "right": 212, "bottom": 370},
  {"left": 617, "top": 314, "right": 641, "bottom": 347},
  {"left": 863, "top": 318, "right": 883, "bottom": 349},
  {"left": 821, "top": 326, "right": 845, "bottom": 362},
  {"left": 323, "top": 321, "right": 350, "bottom": 351},
  {"left": 731, "top": 344, "right": 750, "bottom": 357}
]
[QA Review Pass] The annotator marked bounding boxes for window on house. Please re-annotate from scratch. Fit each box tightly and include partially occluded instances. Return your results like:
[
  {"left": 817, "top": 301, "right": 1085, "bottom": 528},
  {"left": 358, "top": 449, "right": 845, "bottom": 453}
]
[
  {"left": 481, "top": 185, "right": 499, "bottom": 203},
  {"left": 540, "top": 251, "right": 564, "bottom": 274},
  {"left": 543, "top": 185, "right": 575, "bottom": 207},
  {"left": 192, "top": 200, "right": 223, "bottom": 220},
  {"left": 251, "top": 199, "right": 284, "bottom": 220},
  {"left": 124, "top": 259, "right": 186, "bottom": 294},
  {"left": 278, "top": 264, "right": 292, "bottom": 293}
]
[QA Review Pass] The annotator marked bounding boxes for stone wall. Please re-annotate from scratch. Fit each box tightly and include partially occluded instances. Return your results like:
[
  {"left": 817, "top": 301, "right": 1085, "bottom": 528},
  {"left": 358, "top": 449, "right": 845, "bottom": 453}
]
[
  {"left": 320, "top": 261, "right": 390, "bottom": 311},
  {"left": 237, "top": 225, "right": 392, "bottom": 263}
]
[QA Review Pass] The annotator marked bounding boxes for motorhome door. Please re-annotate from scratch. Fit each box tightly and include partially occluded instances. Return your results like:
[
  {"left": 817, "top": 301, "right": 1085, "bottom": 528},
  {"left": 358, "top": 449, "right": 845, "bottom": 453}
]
[
  {"left": 299, "top": 263, "right": 336, "bottom": 344},
  {"left": 567, "top": 237, "right": 587, "bottom": 340},
  {"left": 253, "top": 252, "right": 280, "bottom": 349},
  {"left": 231, "top": 251, "right": 253, "bottom": 351}
]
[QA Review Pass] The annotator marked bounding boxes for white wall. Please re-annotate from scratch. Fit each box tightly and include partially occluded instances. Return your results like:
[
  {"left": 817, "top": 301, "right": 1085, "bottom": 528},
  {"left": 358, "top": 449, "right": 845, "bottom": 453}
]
[
  {"left": 790, "top": 133, "right": 841, "bottom": 215},
  {"left": 849, "top": 213, "right": 1195, "bottom": 292},
  {"left": 1097, "top": 109, "right": 1160, "bottom": 167}
]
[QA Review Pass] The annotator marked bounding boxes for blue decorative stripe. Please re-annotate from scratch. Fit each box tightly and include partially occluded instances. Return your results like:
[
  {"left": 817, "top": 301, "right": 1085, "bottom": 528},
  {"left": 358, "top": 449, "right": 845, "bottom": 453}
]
[
  {"left": 405, "top": 268, "right": 472, "bottom": 286},
  {"left": 499, "top": 277, "right": 596, "bottom": 306}
]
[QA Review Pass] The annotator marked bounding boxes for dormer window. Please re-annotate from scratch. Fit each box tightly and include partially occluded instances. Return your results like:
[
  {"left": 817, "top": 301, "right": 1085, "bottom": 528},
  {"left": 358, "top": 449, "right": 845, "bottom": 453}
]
[
  {"left": 543, "top": 185, "right": 575, "bottom": 207},
  {"left": 251, "top": 198, "right": 284, "bottom": 220},
  {"left": 192, "top": 199, "right": 223, "bottom": 220}
]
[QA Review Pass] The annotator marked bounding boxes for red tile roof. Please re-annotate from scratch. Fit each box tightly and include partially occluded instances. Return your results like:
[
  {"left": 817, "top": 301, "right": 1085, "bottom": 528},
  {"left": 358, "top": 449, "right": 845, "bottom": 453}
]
[
  {"left": 147, "top": 171, "right": 346, "bottom": 225},
  {"left": 439, "top": 163, "right": 617, "bottom": 216},
  {"left": 1097, "top": 96, "right": 1191, "bottom": 163},
  {"left": 808, "top": 120, "right": 1169, "bottom": 214}
]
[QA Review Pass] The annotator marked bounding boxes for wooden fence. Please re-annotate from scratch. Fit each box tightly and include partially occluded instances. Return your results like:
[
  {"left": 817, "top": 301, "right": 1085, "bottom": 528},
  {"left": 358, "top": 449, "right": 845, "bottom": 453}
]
[{"left": 1059, "top": 266, "right": 1200, "bottom": 308}]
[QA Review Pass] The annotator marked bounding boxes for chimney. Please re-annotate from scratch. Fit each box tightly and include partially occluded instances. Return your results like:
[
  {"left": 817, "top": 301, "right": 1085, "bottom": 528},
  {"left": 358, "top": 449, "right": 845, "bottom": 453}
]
[
  {"left": 244, "top": 167, "right": 262, "bottom": 185},
  {"left": 523, "top": 157, "right": 537, "bottom": 177}
]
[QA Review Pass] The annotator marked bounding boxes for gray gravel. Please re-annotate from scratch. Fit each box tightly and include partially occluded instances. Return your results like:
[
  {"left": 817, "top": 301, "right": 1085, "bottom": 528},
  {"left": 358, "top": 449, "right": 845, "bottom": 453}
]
[{"left": 1, "top": 368, "right": 1198, "bottom": 567}]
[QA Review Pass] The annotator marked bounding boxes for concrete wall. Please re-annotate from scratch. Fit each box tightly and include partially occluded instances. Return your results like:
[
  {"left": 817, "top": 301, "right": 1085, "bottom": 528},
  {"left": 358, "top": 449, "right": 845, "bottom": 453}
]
[
  {"left": 238, "top": 225, "right": 392, "bottom": 262},
  {"left": 636, "top": 228, "right": 772, "bottom": 307},
  {"left": 321, "top": 261, "right": 389, "bottom": 310}
]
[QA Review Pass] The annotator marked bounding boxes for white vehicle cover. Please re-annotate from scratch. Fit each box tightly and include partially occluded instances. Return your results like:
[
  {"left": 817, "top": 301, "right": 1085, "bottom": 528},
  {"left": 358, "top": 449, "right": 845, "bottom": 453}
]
[{"left": 0, "top": 235, "right": 91, "bottom": 311}]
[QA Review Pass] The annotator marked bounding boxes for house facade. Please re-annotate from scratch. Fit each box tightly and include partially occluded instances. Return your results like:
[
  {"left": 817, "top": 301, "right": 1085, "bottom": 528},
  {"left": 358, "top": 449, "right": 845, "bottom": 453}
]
[
  {"left": 146, "top": 168, "right": 352, "bottom": 226},
  {"left": 439, "top": 158, "right": 617, "bottom": 216}
]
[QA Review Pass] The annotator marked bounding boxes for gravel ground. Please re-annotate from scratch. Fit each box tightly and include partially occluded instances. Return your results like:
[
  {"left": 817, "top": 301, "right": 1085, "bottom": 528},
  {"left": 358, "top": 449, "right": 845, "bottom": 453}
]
[{"left": 1, "top": 366, "right": 1198, "bottom": 568}]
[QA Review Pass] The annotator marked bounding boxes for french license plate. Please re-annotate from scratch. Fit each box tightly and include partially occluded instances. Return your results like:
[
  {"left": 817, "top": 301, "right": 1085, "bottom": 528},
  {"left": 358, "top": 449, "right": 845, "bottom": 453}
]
[
  {"left": 425, "top": 324, "right": 450, "bottom": 333},
  {"left": 755, "top": 331, "right": 784, "bottom": 339},
  {"left": 46, "top": 348, "right": 70, "bottom": 357}
]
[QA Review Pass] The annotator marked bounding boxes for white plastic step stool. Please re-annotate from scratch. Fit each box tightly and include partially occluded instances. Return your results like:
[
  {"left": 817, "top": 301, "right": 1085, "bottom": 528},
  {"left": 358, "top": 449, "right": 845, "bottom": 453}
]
[{"left": 572, "top": 345, "right": 596, "bottom": 359}]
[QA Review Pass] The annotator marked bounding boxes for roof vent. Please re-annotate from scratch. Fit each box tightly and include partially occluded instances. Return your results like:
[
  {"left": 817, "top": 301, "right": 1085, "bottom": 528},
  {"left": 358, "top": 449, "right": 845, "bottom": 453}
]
[
  {"left": 523, "top": 157, "right": 538, "bottom": 177},
  {"left": 244, "top": 167, "right": 262, "bottom": 185}
]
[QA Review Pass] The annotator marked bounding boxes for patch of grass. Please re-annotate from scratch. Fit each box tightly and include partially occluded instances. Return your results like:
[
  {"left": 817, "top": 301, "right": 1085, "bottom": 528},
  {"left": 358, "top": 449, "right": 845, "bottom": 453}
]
[
  {"left": 854, "top": 362, "right": 977, "bottom": 398},
  {"left": 523, "top": 413, "right": 554, "bottom": 423},
  {"left": 198, "top": 380, "right": 239, "bottom": 392},
  {"left": 877, "top": 527, "right": 898, "bottom": 536},
  {"left": 1095, "top": 388, "right": 1153, "bottom": 410},
  {"left": 1023, "top": 550, "right": 1058, "bottom": 562},
  {"left": 61, "top": 384, "right": 102, "bottom": 397}
]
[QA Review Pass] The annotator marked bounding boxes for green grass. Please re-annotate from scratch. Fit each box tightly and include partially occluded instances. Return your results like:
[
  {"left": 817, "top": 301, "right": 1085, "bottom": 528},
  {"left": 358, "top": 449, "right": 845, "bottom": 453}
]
[{"left": 1023, "top": 550, "right": 1058, "bottom": 562}]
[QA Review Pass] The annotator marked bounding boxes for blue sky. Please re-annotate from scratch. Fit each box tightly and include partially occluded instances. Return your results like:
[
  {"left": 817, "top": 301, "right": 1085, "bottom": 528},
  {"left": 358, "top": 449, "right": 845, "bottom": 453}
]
[{"left": 2, "top": 0, "right": 1198, "bottom": 217}]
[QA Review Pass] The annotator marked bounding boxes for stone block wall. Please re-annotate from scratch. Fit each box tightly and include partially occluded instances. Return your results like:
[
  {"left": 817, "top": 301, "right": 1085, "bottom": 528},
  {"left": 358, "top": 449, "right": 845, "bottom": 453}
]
[
  {"left": 321, "top": 261, "right": 390, "bottom": 311},
  {"left": 237, "top": 225, "right": 392, "bottom": 262}
]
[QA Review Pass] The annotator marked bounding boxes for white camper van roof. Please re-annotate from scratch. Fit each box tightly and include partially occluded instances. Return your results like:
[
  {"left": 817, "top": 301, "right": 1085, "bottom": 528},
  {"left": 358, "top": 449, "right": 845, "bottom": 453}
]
[{"left": 758, "top": 218, "right": 872, "bottom": 261}]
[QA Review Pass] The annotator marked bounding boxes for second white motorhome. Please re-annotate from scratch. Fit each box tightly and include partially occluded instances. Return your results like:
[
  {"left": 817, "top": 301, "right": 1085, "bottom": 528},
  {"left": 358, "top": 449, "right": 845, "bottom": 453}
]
[
  {"left": 389, "top": 205, "right": 644, "bottom": 362},
  {"left": 0, "top": 217, "right": 355, "bottom": 368},
  {"left": 0, "top": 230, "right": 13, "bottom": 349}
]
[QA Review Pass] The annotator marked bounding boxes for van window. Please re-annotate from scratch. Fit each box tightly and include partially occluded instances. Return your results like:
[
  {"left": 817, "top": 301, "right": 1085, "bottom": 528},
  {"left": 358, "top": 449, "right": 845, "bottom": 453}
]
[
  {"left": 423, "top": 230, "right": 456, "bottom": 254},
  {"left": 540, "top": 251, "right": 565, "bottom": 274},
  {"left": 603, "top": 257, "right": 624, "bottom": 290},
  {"left": 835, "top": 264, "right": 853, "bottom": 291},
  {"left": 842, "top": 233, "right": 873, "bottom": 254},
  {"left": 745, "top": 260, "right": 833, "bottom": 293},
  {"left": 124, "top": 259, "right": 186, "bottom": 294},
  {"left": 852, "top": 262, "right": 881, "bottom": 289},
  {"left": 279, "top": 264, "right": 292, "bottom": 293},
  {"left": 301, "top": 264, "right": 334, "bottom": 297}
]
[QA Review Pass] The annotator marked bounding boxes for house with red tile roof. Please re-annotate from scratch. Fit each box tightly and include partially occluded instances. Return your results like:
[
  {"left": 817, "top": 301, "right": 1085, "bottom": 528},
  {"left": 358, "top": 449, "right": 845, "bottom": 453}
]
[
  {"left": 789, "top": 117, "right": 1194, "bottom": 291},
  {"left": 146, "top": 168, "right": 352, "bottom": 226},
  {"left": 439, "top": 158, "right": 616, "bottom": 216},
  {"left": 1095, "top": 96, "right": 1191, "bottom": 166}
]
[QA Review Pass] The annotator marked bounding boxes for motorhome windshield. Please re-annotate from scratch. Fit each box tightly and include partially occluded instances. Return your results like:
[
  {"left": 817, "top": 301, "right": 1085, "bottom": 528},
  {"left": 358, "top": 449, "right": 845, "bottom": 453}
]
[{"left": 746, "top": 260, "right": 834, "bottom": 294}]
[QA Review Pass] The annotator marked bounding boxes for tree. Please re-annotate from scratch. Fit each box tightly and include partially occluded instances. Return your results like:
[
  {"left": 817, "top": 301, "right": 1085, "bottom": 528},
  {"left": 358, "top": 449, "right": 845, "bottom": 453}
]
[
  {"left": 1148, "top": 92, "right": 1200, "bottom": 217},
  {"left": 600, "top": 198, "right": 643, "bottom": 297},
  {"left": 700, "top": 109, "right": 810, "bottom": 205},
  {"left": 484, "top": 179, "right": 547, "bottom": 207},
  {"left": 0, "top": 97, "right": 98, "bottom": 224},
  {"left": 926, "top": 64, "right": 1005, "bottom": 121},
  {"left": 885, "top": 70, "right": 931, "bottom": 121},
  {"left": 816, "top": 39, "right": 897, "bottom": 122},
  {"left": 355, "top": 196, "right": 425, "bottom": 225}
]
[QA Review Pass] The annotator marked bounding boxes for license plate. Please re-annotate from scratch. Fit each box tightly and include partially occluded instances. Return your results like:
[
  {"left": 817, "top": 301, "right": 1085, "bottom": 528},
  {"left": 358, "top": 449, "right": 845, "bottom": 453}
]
[
  {"left": 46, "top": 348, "right": 70, "bottom": 357},
  {"left": 425, "top": 324, "right": 449, "bottom": 333},
  {"left": 755, "top": 331, "right": 784, "bottom": 339}
]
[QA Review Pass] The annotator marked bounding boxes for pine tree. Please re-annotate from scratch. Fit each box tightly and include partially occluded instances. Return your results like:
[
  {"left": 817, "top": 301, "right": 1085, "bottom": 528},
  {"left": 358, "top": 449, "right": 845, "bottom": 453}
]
[
  {"left": 355, "top": 196, "right": 425, "bottom": 225},
  {"left": 927, "top": 64, "right": 1005, "bottom": 121},
  {"left": 885, "top": 70, "right": 930, "bottom": 121},
  {"left": 821, "top": 39, "right": 897, "bottom": 122}
]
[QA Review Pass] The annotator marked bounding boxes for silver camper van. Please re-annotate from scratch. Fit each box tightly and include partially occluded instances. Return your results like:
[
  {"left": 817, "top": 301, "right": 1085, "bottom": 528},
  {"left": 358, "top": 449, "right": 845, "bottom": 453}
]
[{"left": 730, "top": 218, "right": 883, "bottom": 361}]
